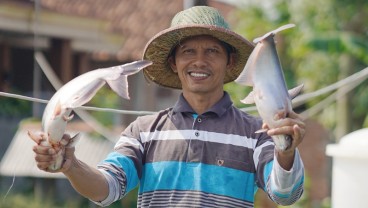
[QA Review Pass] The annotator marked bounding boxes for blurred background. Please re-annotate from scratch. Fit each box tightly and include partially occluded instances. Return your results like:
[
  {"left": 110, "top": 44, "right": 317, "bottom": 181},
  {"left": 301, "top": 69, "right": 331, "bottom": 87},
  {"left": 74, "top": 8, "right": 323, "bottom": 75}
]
[{"left": 0, "top": 0, "right": 367, "bottom": 207}]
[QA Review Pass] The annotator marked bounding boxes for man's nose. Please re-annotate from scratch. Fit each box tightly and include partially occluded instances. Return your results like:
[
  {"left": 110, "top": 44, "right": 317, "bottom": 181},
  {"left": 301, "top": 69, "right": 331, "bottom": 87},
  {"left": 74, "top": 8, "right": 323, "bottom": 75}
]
[{"left": 192, "top": 52, "right": 208, "bottom": 68}]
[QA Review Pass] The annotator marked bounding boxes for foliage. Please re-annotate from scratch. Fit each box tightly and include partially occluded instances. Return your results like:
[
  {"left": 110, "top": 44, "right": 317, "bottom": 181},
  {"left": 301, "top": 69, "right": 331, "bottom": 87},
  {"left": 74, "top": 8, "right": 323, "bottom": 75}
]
[
  {"left": 227, "top": 1, "right": 366, "bottom": 207},
  {"left": 230, "top": 0, "right": 368, "bottom": 134},
  {"left": 0, "top": 186, "right": 138, "bottom": 208},
  {"left": 0, "top": 193, "right": 81, "bottom": 208},
  {"left": 0, "top": 93, "right": 32, "bottom": 117},
  {"left": 224, "top": 82, "right": 251, "bottom": 108},
  {"left": 87, "top": 86, "right": 122, "bottom": 127}
]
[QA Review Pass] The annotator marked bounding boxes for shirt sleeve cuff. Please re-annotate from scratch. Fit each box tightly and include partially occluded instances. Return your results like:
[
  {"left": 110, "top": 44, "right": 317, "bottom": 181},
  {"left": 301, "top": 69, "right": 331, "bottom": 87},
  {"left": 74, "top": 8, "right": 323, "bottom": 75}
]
[
  {"left": 89, "top": 169, "right": 120, "bottom": 207},
  {"left": 272, "top": 149, "right": 304, "bottom": 190}
]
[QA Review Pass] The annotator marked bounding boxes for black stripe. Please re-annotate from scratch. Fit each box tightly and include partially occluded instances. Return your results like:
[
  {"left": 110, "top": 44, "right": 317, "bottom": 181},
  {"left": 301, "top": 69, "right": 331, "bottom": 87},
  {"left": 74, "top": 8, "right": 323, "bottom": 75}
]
[
  {"left": 136, "top": 106, "right": 263, "bottom": 139},
  {"left": 143, "top": 139, "right": 256, "bottom": 172}
]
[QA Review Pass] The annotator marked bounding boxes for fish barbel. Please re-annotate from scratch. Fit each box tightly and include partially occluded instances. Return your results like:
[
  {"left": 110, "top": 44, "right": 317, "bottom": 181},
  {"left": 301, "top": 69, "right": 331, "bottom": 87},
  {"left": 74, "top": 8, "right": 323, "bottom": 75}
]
[
  {"left": 235, "top": 24, "right": 303, "bottom": 151},
  {"left": 33, "top": 60, "right": 152, "bottom": 170}
]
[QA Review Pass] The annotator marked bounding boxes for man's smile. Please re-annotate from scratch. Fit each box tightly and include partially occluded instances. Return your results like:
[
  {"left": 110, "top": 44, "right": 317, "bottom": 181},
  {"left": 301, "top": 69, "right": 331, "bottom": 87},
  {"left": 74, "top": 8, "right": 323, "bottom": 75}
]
[{"left": 189, "top": 72, "right": 210, "bottom": 78}]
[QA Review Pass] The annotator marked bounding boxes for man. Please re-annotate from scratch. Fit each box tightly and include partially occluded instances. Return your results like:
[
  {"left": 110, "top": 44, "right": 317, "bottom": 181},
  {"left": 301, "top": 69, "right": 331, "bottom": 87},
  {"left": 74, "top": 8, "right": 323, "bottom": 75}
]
[{"left": 30, "top": 6, "right": 305, "bottom": 207}]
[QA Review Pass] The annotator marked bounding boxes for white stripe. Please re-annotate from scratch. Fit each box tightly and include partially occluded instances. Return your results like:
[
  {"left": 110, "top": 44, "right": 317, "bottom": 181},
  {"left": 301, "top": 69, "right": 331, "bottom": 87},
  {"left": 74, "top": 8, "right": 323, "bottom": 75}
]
[
  {"left": 115, "top": 136, "right": 144, "bottom": 153},
  {"left": 140, "top": 130, "right": 258, "bottom": 149},
  {"left": 253, "top": 141, "right": 274, "bottom": 170}
]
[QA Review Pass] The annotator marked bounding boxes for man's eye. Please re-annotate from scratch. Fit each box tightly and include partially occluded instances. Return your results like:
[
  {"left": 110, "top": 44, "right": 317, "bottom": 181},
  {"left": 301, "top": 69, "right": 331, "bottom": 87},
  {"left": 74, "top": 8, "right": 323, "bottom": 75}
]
[{"left": 183, "top": 49, "right": 194, "bottom": 54}]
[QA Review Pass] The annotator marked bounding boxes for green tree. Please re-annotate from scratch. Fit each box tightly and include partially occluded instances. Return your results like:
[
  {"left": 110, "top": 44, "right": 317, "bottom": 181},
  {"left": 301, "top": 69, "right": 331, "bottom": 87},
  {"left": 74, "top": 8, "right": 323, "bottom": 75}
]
[{"left": 230, "top": 0, "right": 368, "bottom": 139}]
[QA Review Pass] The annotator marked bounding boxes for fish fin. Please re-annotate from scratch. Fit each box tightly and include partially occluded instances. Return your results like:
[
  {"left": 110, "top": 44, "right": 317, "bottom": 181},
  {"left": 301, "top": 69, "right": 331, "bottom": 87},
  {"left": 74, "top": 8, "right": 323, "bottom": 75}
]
[
  {"left": 255, "top": 128, "right": 268, "bottom": 134},
  {"left": 63, "top": 113, "right": 74, "bottom": 122},
  {"left": 234, "top": 66, "right": 254, "bottom": 86},
  {"left": 67, "top": 133, "right": 81, "bottom": 147},
  {"left": 288, "top": 84, "right": 304, "bottom": 99},
  {"left": 106, "top": 75, "right": 130, "bottom": 99},
  {"left": 104, "top": 60, "right": 153, "bottom": 100},
  {"left": 234, "top": 55, "right": 256, "bottom": 86},
  {"left": 240, "top": 90, "right": 256, "bottom": 104},
  {"left": 234, "top": 42, "right": 260, "bottom": 87},
  {"left": 28, "top": 131, "right": 47, "bottom": 144},
  {"left": 253, "top": 24, "right": 296, "bottom": 43}
]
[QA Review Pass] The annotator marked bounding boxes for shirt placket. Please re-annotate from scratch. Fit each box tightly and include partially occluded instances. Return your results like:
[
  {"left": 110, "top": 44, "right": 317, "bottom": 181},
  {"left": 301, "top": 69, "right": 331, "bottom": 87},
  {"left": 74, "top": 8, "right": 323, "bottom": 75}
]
[{"left": 186, "top": 115, "right": 204, "bottom": 163}]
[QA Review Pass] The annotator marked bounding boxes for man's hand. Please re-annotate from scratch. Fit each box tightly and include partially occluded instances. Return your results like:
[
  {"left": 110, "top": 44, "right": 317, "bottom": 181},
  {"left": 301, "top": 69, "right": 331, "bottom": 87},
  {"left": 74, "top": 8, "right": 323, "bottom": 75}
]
[
  {"left": 28, "top": 132, "right": 77, "bottom": 173},
  {"left": 263, "top": 111, "right": 306, "bottom": 170}
]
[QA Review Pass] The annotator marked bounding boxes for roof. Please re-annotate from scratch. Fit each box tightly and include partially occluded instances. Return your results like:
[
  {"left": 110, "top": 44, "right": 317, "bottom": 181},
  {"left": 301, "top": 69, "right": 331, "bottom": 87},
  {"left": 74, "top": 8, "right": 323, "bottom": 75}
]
[
  {"left": 0, "top": 0, "right": 236, "bottom": 61},
  {"left": 0, "top": 122, "right": 115, "bottom": 178},
  {"left": 40, "top": 0, "right": 183, "bottom": 60}
]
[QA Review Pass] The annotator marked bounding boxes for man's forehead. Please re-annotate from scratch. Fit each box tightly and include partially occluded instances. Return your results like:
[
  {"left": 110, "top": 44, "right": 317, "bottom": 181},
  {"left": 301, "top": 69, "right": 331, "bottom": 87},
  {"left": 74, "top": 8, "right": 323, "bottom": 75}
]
[{"left": 178, "top": 35, "right": 223, "bottom": 47}]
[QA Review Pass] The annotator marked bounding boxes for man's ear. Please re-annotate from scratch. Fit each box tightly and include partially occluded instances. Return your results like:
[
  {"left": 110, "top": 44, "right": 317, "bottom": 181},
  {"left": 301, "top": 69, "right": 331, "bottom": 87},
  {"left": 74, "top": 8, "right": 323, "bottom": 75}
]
[
  {"left": 226, "top": 53, "right": 236, "bottom": 71},
  {"left": 168, "top": 56, "right": 178, "bottom": 73}
]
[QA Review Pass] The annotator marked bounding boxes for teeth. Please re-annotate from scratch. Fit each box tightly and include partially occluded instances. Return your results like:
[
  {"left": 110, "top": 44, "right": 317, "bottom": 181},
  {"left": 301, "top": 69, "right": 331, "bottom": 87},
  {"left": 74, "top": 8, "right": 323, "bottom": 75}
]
[{"left": 190, "top": 72, "right": 208, "bottom": 77}]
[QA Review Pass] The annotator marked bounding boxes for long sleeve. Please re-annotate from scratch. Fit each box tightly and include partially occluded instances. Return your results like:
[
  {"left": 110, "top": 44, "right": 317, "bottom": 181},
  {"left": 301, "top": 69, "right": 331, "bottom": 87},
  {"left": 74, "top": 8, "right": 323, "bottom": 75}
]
[
  {"left": 267, "top": 149, "right": 304, "bottom": 205},
  {"left": 90, "top": 120, "right": 143, "bottom": 207}
]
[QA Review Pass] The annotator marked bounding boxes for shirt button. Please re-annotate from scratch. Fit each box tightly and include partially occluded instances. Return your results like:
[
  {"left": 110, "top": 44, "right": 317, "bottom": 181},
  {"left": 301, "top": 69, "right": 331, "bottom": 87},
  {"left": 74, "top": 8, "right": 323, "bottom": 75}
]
[
  {"left": 195, "top": 131, "right": 199, "bottom": 137},
  {"left": 197, "top": 118, "right": 202, "bottom": 122}
]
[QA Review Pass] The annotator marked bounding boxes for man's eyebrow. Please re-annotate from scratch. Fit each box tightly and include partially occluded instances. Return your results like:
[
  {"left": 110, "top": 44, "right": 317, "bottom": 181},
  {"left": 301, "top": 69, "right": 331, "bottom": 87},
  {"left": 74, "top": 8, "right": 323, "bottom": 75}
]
[
  {"left": 211, "top": 44, "right": 222, "bottom": 49},
  {"left": 177, "top": 44, "right": 189, "bottom": 50}
]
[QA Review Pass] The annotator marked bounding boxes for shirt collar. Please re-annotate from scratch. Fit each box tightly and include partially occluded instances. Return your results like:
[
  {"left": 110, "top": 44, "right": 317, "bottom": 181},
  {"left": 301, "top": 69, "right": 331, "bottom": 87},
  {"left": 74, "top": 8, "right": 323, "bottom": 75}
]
[{"left": 172, "top": 91, "right": 233, "bottom": 117}]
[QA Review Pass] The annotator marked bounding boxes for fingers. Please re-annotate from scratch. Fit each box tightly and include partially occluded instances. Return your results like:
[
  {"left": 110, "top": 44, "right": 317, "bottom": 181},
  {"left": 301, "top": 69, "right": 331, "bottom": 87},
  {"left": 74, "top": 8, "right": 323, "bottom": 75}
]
[
  {"left": 30, "top": 133, "right": 72, "bottom": 173},
  {"left": 292, "top": 124, "right": 305, "bottom": 144},
  {"left": 30, "top": 131, "right": 77, "bottom": 173},
  {"left": 263, "top": 111, "right": 306, "bottom": 149},
  {"left": 60, "top": 134, "right": 71, "bottom": 146},
  {"left": 59, "top": 158, "right": 73, "bottom": 172},
  {"left": 32, "top": 144, "right": 57, "bottom": 171}
]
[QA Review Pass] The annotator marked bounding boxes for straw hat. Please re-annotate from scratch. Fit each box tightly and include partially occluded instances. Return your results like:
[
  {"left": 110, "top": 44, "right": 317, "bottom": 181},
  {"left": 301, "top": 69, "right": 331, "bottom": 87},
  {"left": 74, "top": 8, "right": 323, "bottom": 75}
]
[{"left": 143, "top": 6, "right": 254, "bottom": 89}]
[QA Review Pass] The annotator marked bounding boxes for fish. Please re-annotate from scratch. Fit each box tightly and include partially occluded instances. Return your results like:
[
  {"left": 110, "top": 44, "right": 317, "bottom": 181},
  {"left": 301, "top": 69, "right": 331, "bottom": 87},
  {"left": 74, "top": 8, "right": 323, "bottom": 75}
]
[
  {"left": 29, "top": 60, "right": 152, "bottom": 170},
  {"left": 235, "top": 24, "right": 304, "bottom": 151}
]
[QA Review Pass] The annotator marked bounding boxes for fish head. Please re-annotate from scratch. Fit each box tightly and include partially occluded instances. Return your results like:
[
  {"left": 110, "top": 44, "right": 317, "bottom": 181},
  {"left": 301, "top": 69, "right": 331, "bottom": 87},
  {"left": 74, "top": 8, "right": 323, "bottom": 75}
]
[
  {"left": 272, "top": 134, "right": 292, "bottom": 151},
  {"left": 43, "top": 100, "right": 73, "bottom": 145}
]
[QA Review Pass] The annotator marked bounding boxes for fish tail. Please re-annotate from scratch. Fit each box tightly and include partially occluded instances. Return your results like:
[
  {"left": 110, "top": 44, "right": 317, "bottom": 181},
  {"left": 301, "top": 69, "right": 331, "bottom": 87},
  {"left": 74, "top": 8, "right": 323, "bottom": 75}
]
[
  {"left": 117, "top": 60, "right": 152, "bottom": 76},
  {"left": 253, "top": 24, "right": 296, "bottom": 43}
]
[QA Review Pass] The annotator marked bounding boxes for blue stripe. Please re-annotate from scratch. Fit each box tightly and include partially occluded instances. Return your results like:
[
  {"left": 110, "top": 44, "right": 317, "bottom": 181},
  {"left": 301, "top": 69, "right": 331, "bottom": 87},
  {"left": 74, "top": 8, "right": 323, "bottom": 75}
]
[
  {"left": 139, "top": 161, "right": 256, "bottom": 202},
  {"left": 263, "top": 160, "right": 274, "bottom": 189},
  {"left": 102, "top": 152, "right": 139, "bottom": 192}
]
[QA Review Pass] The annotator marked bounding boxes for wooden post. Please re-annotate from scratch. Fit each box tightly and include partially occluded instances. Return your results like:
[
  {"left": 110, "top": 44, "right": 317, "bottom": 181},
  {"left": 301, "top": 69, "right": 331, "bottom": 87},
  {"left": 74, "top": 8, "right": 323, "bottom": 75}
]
[
  {"left": 76, "top": 52, "right": 90, "bottom": 75},
  {"left": 0, "top": 43, "right": 11, "bottom": 91},
  {"left": 50, "top": 39, "right": 73, "bottom": 84},
  {"left": 335, "top": 54, "right": 354, "bottom": 141}
]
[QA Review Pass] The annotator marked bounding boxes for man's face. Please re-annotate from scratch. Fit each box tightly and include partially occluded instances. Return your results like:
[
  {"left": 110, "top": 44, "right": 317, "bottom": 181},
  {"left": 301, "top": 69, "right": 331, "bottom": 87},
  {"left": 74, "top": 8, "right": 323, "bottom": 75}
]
[{"left": 169, "top": 35, "right": 234, "bottom": 96}]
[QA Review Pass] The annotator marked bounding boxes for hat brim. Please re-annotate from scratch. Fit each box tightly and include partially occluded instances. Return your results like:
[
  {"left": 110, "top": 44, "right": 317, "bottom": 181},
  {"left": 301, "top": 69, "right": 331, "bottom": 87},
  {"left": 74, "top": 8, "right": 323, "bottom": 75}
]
[{"left": 143, "top": 24, "right": 254, "bottom": 89}]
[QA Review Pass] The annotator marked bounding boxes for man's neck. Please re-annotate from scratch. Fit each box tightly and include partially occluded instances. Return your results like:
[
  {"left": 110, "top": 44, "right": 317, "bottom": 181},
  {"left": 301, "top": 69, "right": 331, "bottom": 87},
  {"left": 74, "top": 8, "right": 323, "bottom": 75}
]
[{"left": 182, "top": 90, "right": 224, "bottom": 115}]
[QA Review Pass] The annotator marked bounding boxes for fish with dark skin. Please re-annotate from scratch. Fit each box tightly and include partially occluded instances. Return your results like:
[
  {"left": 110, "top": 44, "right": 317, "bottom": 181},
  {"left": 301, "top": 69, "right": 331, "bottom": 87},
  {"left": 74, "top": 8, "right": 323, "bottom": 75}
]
[{"left": 235, "top": 24, "right": 304, "bottom": 151}]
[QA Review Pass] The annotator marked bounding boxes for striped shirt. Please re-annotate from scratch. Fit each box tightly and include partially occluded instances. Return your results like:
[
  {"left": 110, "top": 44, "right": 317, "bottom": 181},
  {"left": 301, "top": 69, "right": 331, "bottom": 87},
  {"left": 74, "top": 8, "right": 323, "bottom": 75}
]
[{"left": 93, "top": 92, "right": 304, "bottom": 207}]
